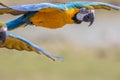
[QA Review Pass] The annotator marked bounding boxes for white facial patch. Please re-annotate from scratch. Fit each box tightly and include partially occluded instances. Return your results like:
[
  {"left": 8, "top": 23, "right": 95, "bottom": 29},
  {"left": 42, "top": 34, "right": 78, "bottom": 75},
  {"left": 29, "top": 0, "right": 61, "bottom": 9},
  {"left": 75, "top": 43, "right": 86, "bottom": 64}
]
[
  {"left": 76, "top": 12, "right": 89, "bottom": 21},
  {"left": 76, "top": 9, "right": 95, "bottom": 21}
]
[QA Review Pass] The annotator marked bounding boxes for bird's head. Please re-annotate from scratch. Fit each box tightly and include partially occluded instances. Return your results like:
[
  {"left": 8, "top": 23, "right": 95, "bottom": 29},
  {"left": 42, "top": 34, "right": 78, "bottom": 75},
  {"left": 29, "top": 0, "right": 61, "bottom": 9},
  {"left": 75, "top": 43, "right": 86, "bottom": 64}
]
[
  {"left": 73, "top": 8, "right": 95, "bottom": 26},
  {"left": 0, "top": 22, "right": 7, "bottom": 46}
]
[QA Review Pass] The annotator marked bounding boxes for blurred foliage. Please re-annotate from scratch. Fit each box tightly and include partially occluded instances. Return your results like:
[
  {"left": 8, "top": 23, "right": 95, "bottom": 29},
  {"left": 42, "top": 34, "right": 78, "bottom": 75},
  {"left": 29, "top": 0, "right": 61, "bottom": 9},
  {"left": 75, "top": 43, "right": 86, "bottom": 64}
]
[{"left": 0, "top": 42, "right": 120, "bottom": 80}]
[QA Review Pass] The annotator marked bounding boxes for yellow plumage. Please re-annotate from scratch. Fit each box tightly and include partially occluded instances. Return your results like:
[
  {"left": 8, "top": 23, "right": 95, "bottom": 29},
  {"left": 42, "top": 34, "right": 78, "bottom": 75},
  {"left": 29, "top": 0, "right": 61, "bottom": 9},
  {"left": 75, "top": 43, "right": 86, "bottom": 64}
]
[
  {"left": 93, "top": 5, "right": 112, "bottom": 10},
  {"left": 30, "top": 8, "right": 79, "bottom": 29},
  {"left": 1, "top": 36, "right": 39, "bottom": 54},
  {"left": 0, "top": 22, "right": 39, "bottom": 53}
]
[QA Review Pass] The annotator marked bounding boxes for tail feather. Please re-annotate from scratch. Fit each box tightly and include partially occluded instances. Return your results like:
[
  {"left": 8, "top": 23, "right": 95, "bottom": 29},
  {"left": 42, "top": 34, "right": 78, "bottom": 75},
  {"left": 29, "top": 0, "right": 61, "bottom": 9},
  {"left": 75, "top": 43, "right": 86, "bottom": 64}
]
[{"left": 6, "top": 16, "right": 26, "bottom": 30}]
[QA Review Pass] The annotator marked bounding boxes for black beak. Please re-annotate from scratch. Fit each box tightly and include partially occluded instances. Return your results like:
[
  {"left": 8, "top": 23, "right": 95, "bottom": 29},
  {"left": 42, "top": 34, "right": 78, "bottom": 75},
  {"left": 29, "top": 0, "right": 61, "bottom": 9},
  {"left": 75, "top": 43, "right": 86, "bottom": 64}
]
[
  {"left": 83, "top": 12, "right": 95, "bottom": 26},
  {"left": 0, "top": 31, "right": 6, "bottom": 46}
]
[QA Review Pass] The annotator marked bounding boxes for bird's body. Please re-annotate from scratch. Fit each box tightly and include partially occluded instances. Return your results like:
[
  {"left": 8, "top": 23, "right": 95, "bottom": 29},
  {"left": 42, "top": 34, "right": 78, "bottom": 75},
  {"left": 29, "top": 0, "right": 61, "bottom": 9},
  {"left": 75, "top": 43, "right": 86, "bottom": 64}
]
[
  {"left": 0, "top": 1, "right": 119, "bottom": 61},
  {"left": 6, "top": 6, "right": 80, "bottom": 30},
  {"left": 0, "top": 1, "right": 119, "bottom": 30},
  {"left": 30, "top": 8, "right": 79, "bottom": 28},
  {"left": 7, "top": 8, "right": 79, "bottom": 29}
]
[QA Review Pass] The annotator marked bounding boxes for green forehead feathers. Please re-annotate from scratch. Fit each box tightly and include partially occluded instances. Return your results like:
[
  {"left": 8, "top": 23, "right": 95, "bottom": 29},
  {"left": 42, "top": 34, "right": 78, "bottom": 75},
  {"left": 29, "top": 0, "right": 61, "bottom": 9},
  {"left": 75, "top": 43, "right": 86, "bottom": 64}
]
[{"left": 82, "top": 6, "right": 94, "bottom": 9}]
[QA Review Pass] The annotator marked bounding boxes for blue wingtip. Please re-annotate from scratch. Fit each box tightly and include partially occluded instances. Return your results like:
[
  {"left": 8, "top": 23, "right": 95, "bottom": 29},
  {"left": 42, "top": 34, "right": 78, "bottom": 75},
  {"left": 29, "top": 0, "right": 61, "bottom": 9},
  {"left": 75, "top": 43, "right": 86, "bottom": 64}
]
[
  {"left": 51, "top": 55, "right": 64, "bottom": 61},
  {"left": 7, "top": 32, "right": 63, "bottom": 61},
  {"left": 33, "top": 44, "right": 63, "bottom": 61}
]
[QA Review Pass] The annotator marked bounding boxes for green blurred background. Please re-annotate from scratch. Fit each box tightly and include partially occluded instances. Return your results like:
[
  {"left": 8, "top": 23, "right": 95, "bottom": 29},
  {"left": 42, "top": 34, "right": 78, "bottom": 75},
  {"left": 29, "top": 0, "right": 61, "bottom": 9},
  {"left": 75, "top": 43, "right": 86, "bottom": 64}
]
[{"left": 0, "top": 0, "right": 120, "bottom": 80}]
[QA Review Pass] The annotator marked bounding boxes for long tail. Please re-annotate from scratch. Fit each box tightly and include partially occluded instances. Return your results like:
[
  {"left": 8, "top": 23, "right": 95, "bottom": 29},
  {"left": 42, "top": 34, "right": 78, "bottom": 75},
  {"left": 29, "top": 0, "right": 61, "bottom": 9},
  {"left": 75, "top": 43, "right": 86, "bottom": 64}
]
[{"left": 6, "top": 15, "right": 27, "bottom": 30}]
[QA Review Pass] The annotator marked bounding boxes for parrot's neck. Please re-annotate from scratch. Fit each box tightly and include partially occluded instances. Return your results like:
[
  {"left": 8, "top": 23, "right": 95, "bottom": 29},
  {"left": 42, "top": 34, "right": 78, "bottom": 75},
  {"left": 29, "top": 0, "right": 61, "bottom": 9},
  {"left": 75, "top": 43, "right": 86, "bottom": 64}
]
[{"left": 65, "top": 8, "right": 79, "bottom": 24}]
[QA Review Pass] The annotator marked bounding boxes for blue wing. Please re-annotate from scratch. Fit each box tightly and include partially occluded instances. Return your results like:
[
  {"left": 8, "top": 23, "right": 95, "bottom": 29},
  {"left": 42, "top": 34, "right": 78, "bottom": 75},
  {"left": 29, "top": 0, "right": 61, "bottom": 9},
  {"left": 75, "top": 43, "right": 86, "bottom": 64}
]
[
  {"left": 9, "top": 3, "right": 65, "bottom": 11},
  {"left": 65, "top": 1, "right": 120, "bottom": 10},
  {"left": 0, "top": 3, "right": 65, "bottom": 15},
  {"left": 0, "top": 1, "right": 119, "bottom": 15},
  {"left": 5, "top": 32, "right": 63, "bottom": 61}
]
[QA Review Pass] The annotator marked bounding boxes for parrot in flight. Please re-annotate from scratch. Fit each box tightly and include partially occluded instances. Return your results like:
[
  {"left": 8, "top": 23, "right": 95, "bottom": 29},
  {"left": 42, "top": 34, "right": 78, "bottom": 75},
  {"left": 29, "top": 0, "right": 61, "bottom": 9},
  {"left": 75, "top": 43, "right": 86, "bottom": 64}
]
[
  {"left": 0, "top": 22, "right": 63, "bottom": 61},
  {"left": 0, "top": 1, "right": 119, "bottom": 30},
  {"left": 0, "top": 1, "right": 119, "bottom": 61}
]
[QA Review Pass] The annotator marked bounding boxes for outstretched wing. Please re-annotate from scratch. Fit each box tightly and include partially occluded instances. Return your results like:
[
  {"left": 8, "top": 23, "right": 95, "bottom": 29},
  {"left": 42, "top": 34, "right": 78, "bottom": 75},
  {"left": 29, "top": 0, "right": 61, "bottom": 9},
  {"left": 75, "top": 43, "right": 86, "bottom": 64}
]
[
  {"left": 0, "top": 32, "right": 63, "bottom": 61},
  {"left": 0, "top": 3, "right": 64, "bottom": 15},
  {"left": 65, "top": 1, "right": 120, "bottom": 10},
  {"left": 0, "top": 1, "right": 119, "bottom": 15}
]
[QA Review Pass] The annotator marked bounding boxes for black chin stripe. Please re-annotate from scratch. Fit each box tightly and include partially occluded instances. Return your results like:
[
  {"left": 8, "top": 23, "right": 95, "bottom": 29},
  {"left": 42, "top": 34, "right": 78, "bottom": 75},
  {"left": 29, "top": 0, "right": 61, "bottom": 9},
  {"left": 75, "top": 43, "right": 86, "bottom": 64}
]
[{"left": 72, "top": 13, "right": 82, "bottom": 24}]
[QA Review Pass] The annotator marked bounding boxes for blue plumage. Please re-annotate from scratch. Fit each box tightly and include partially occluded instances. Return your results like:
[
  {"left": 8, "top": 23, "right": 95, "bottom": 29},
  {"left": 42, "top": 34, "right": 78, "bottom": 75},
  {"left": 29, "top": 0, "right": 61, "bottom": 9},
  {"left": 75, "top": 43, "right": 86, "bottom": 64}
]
[
  {"left": 6, "top": 1, "right": 120, "bottom": 11},
  {"left": 9, "top": 3, "right": 65, "bottom": 11},
  {"left": 0, "top": 1, "right": 119, "bottom": 61},
  {"left": 7, "top": 32, "right": 63, "bottom": 61},
  {"left": 2, "top": 1, "right": 119, "bottom": 30},
  {"left": 6, "top": 16, "right": 26, "bottom": 30},
  {"left": 0, "top": 1, "right": 119, "bottom": 30},
  {"left": 6, "top": 12, "right": 35, "bottom": 30},
  {"left": 66, "top": 1, "right": 120, "bottom": 9}
]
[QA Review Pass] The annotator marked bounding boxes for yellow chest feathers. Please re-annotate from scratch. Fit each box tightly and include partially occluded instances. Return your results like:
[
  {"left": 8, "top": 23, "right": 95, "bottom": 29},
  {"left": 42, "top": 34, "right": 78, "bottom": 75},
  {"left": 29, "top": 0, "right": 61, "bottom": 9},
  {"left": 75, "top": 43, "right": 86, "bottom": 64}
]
[{"left": 30, "top": 8, "right": 79, "bottom": 29}]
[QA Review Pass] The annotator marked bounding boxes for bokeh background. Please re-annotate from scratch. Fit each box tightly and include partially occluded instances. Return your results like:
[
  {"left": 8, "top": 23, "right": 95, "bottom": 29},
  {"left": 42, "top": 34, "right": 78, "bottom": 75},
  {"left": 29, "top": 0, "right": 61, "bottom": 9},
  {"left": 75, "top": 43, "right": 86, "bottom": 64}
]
[{"left": 0, "top": 0, "right": 120, "bottom": 80}]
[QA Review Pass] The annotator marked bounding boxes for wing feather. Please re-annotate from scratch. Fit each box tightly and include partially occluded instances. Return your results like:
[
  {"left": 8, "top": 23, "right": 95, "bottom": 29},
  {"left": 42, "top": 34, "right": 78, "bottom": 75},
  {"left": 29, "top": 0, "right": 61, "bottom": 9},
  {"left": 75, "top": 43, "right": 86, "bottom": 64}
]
[
  {"left": 0, "top": 32, "right": 63, "bottom": 61},
  {"left": 66, "top": 1, "right": 120, "bottom": 10},
  {"left": 0, "top": 2, "right": 119, "bottom": 15},
  {"left": 0, "top": 3, "right": 64, "bottom": 15}
]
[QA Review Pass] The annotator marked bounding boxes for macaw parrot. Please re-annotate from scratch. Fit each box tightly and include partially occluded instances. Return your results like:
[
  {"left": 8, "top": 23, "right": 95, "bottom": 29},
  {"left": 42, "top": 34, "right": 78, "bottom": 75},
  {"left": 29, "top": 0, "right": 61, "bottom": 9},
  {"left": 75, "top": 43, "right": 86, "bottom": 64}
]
[
  {"left": 0, "top": 1, "right": 119, "bottom": 61},
  {"left": 0, "top": 1, "right": 119, "bottom": 30},
  {"left": 0, "top": 22, "right": 63, "bottom": 61}
]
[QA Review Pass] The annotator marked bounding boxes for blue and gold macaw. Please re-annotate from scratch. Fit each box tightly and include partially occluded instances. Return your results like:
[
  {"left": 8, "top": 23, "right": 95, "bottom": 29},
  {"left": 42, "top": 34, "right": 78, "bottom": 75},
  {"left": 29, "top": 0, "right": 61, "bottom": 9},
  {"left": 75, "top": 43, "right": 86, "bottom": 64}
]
[
  {"left": 0, "top": 1, "right": 119, "bottom": 30},
  {"left": 0, "top": 22, "right": 63, "bottom": 61},
  {"left": 0, "top": 1, "right": 119, "bottom": 61}
]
